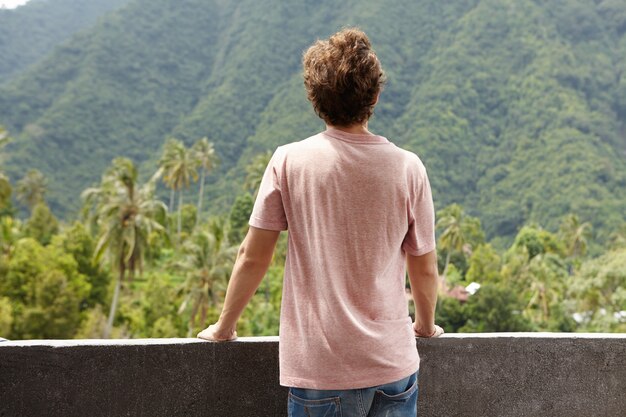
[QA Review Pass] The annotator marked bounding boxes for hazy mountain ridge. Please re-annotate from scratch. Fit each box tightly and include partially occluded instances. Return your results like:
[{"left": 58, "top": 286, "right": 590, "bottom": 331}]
[
  {"left": 0, "top": 0, "right": 131, "bottom": 84},
  {"left": 1, "top": 0, "right": 625, "bottom": 239}
]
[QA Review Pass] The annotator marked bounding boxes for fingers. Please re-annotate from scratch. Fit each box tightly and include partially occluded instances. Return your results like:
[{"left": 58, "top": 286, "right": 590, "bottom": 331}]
[
  {"left": 430, "top": 325, "right": 444, "bottom": 337},
  {"left": 413, "top": 323, "right": 445, "bottom": 338}
]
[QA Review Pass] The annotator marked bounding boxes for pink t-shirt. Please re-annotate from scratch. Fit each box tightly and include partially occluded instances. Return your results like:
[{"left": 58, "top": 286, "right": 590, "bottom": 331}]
[{"left": 249, "top": 128, "right": 436, "bottom": 390}]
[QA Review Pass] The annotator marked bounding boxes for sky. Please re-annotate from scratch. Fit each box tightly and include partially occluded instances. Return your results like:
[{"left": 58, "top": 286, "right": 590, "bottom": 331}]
[{"left": 0, "top": 0, "right": 31, "bottom": 9}]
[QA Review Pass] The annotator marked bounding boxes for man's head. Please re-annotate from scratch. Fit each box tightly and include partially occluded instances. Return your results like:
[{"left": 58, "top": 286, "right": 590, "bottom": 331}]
[{"left": 303, "top": 28, "right": 385, "bottom": 127}]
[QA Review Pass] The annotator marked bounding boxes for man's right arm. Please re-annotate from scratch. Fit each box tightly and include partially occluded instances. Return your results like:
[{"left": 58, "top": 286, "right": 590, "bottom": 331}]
[{"left": 407, "top": 250, "right": 443, "bottom": 337}]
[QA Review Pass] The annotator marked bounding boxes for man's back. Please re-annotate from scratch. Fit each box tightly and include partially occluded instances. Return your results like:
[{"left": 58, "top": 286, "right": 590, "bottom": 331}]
[{"left": 250, "top": 127, "right": 435, "bottom": 389}]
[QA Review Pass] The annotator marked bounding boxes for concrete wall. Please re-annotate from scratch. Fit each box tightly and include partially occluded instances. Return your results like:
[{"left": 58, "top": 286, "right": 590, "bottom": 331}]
[{"left": 1, "top": 334, "right": 625, "bottom": 417}]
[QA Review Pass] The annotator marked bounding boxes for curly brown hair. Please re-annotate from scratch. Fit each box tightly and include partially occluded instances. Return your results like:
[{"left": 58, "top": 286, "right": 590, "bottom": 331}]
[{"left": 303, "top": 28, "right": 386, "bottom": 127}]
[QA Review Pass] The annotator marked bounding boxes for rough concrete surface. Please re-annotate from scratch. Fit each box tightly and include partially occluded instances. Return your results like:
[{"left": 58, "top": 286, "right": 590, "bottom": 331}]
[
  {"left": 0, "top": 338, "right": 286, "bottom": 417},
  {"left": 416, "top": 334, "right": 626, "bottom": 417},
  {"left": 1, "top": 334, "right": 625, "bottom": 417}
]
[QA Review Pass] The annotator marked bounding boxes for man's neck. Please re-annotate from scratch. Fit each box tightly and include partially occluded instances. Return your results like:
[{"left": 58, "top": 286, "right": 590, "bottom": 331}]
[{"left": 327, "top": 122, "right": 371, "bottom": 135}]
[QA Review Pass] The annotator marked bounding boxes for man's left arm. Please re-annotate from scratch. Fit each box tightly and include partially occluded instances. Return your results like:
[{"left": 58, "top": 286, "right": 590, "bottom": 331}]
[{"left": 197, "top": 226, "right": 281, "bottom": 341}]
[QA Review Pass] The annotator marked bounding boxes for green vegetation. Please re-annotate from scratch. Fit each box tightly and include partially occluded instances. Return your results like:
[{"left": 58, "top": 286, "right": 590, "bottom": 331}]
[
  {"left": 81, "top": 157, "right": 167, "bottom": 337},
  {"left": 0, "top": 128, "right": 624, "bottom": 339},
  {"left": 435, "top": 214, "right": 624, "bottom": 333},
  {"left": 0, "top": 126, "right": 12, "bottom": 216},
  {"left": 0, "top": 0, "right": 625, "bottom": 339},
  {"left": 0, "top": 0, "right": 130, "bottom": 84},
  {"left": 0, "top": 133, "right": 290, "bottom": 339},
  {"left": 0, "top": 0, "right": 623, "bottom": 243}
]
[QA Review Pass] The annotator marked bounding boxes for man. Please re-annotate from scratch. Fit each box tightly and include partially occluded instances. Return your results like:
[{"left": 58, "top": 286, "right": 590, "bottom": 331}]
[{"left": 198, "top": 28, "right": 443, "bottom": 417}]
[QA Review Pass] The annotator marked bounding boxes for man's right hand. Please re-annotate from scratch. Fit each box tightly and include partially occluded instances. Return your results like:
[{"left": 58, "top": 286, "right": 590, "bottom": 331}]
[
  {"left": 413, "top": 323, "right": 444, "bottom": 338},
  {"left": 197, "top": 323, "right": 237, "bottom": 342}
]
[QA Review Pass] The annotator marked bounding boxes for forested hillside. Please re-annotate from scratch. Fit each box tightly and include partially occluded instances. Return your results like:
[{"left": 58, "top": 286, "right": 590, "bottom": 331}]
[
  {"left": 1, "top": 0, "right": 625, "bottom": 241},
  {"left": 2, "top": 0, "right": 625, "bottom": 341},
  {"left": 0, "top": 0, "right": 130, "bottom": 83}
]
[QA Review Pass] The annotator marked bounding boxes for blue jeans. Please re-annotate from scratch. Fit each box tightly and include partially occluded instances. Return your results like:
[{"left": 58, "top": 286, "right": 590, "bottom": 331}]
[{"left": 287, "top": 372, "right": 418, "bottom": 417}]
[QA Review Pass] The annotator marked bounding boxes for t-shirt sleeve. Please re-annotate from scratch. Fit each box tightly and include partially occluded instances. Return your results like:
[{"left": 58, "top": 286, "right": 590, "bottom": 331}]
[
  {"left": 248, "top": 147, "right": 288, "bottom": 231},
  {"left": 401, "top": 159, "right": 436, "bottom": 256}
]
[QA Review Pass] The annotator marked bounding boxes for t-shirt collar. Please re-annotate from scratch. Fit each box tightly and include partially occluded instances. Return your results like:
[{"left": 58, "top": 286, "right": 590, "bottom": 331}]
[{"left": 323, "top": 127, "right": 389, "bottom": 144}]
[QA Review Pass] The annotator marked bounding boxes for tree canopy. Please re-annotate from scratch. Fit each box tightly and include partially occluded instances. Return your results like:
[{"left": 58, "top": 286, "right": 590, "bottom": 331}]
[{"left": 0, "top": 1, "right": 624, "bottom": 340}]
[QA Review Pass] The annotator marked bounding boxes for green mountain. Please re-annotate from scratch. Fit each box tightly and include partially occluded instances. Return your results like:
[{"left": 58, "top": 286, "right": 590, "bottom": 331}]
[
  {"left": 0, "top": 0, "right": 130, "bottom": 84},
  {"left": 1, "top": 0, "right": 625, "bottom": 240}
]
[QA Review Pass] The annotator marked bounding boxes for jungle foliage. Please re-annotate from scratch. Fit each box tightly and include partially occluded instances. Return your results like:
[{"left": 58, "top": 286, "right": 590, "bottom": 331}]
[
  {"left": 0, "top": 149, "right": 624, "bottom": 339},
  {"left": 0, "top": 0, "right": 625, "bottom": 339}
]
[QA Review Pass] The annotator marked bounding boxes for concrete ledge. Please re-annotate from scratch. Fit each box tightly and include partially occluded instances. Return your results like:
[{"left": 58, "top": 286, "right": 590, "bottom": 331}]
[{"left": 1, "top": 334, "right": 625, "bottom": 416}]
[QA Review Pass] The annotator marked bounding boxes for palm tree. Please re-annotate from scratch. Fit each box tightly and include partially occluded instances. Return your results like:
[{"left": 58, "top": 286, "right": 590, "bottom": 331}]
[
  {"left": 191, "top": 137, "right": 218, "bottom": 224},
  {"left": 609, "top": 224, "right": 626, "bottom": 250},
  {"left": 519, "top": 253, "right": 567, "bottom": 326},
  {"left": 158, "top": 139, "right": 177, "bottom": 212},
  {"left": 159, "top": 138, "right": 198, "bottom": 239},
  {"left": 176, "top": 218, "right": 237, "bottom": 336},
  {"left": 0, "top": 127, "right": 11, "bottom": 216},
  {"left": 244, "top": 151, "right": 272, "bottom": 197},
  {"left": 436, "top": 204, "right": 466, "bottom": 277},
  {"left": 0, "top": 216, "right": 21, "bottom": 265},
  {"left": 558, "top": 214, "right": 592, "bottom": 258},
  {"left": 0, "top": 126, "right": 10, "bottom": 168},
  {"left": 16, "top": 169, "right": 47, "bottom": 210},
  {"left": 81, "top": 157, "right": 167, "bottom": 338},
  {"left": 0, "top": 173, "right": 11, "bottom": 215}
]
